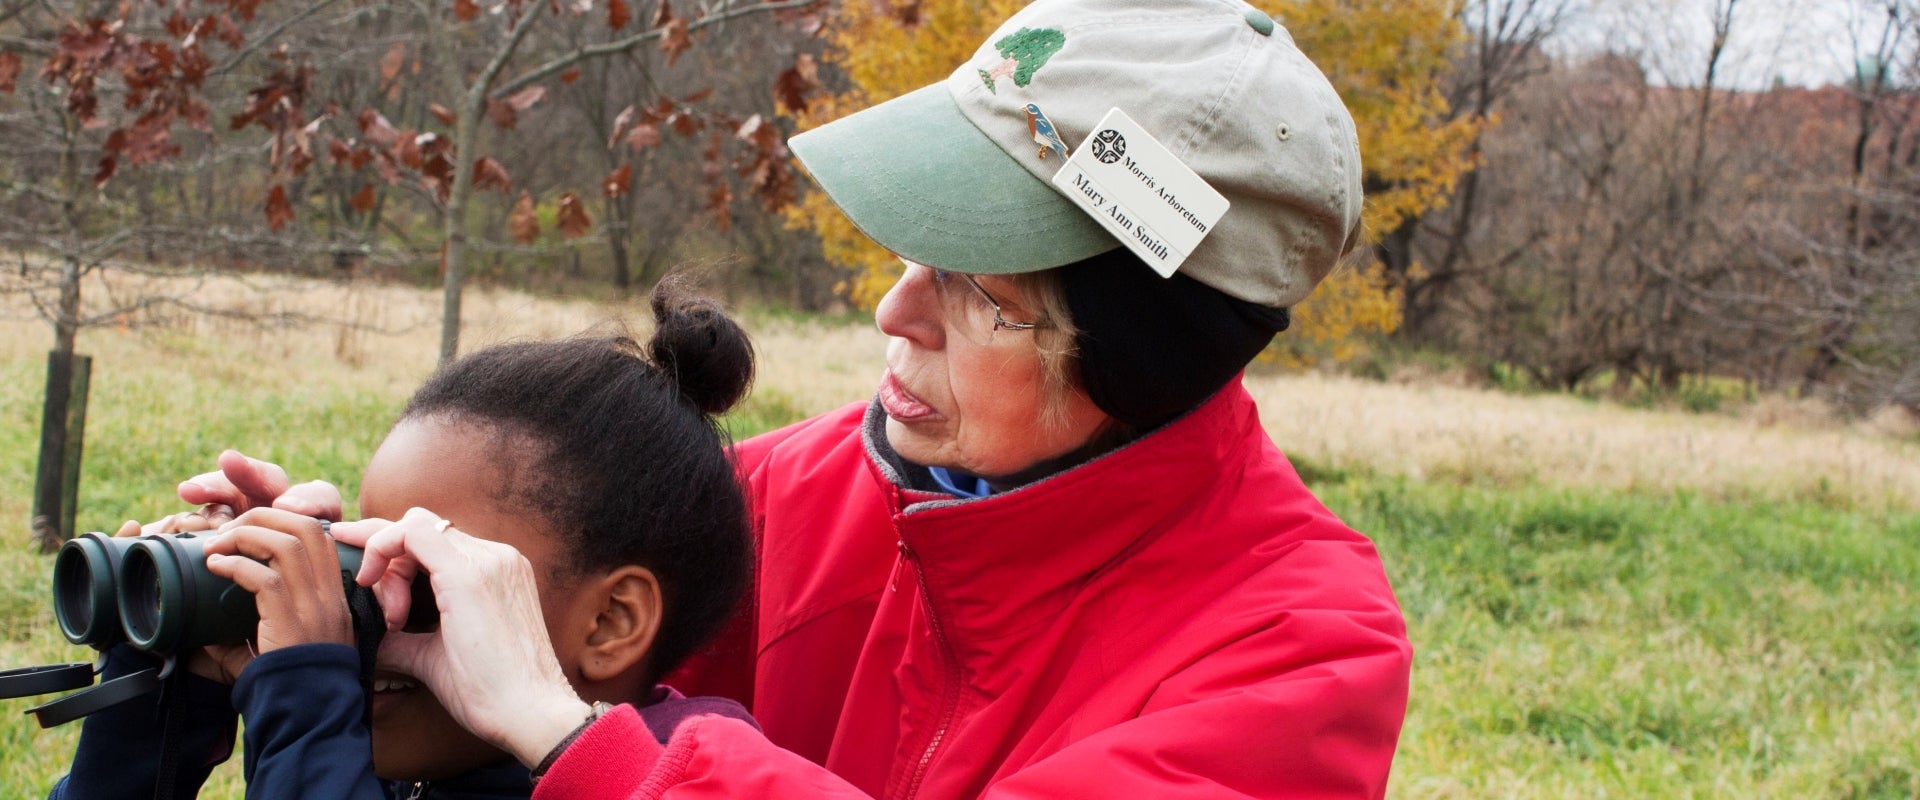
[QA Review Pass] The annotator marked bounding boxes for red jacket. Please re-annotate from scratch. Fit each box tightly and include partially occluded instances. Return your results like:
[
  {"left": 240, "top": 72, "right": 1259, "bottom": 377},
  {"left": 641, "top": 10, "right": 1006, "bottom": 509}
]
[{"left": 535, "top": 381, "right": 1411, "bottom": 799}]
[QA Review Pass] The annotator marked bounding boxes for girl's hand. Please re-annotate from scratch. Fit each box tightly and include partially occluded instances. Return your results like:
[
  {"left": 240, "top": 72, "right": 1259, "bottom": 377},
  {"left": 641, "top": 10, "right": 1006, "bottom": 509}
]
[
  {"left": 176, "top": 449, "right": 344, "bottom": 523},
  {"left": 200, "top": 509, "right": 354, "bottom": 658},
  {"left": 113, "top": 503, "right": 232, "bottom": 538}
]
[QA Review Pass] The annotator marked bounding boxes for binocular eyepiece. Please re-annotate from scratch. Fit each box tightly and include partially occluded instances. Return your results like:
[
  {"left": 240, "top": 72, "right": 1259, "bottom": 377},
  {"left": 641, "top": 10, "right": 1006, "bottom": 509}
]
[{"left": 53, "top": 530, "right": 438, "bottom": 656}]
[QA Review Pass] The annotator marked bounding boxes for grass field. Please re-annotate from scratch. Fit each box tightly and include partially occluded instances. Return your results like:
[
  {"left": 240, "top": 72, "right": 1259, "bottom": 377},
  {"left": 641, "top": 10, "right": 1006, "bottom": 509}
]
[{"left": 2, "top": 273, "right": 1916, "bottom": 797}]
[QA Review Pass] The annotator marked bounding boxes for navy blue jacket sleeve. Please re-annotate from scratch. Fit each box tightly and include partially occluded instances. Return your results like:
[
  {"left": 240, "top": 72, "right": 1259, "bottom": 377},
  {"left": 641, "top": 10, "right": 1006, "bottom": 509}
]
[
  {"left": 48, "top": 646, "right": 238, "bottom": 800},
  {"left": 231, "top": 642, "right": 386, "bottom": 799}
]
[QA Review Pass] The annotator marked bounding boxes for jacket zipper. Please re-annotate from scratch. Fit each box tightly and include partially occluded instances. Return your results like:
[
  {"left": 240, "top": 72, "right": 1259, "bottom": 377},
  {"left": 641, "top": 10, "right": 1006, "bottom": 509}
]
[
  {"left": 405, "top": 782, "right": 429, "bottom": 799},
  {"left": 897, "top": 540, "right": 962, "bottom": 800}
]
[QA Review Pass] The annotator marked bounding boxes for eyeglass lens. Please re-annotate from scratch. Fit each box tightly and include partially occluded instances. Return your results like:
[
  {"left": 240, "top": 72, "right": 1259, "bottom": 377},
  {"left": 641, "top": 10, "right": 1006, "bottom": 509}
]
[{"left": 930, "top": 269, "right": 1004, "bottom": 339}]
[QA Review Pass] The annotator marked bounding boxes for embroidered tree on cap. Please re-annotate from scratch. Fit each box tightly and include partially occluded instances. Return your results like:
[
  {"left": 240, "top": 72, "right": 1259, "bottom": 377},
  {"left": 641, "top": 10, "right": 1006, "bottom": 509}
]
[{"left": 977, "top": 27, "right": 1065, "bottom": 93}]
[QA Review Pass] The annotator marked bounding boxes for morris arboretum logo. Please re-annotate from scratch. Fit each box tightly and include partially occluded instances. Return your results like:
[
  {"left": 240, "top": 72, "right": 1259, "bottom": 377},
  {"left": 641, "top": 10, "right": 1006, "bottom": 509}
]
[{"left": 1091, "top": 129, "right": 1125, "bottom": 164}]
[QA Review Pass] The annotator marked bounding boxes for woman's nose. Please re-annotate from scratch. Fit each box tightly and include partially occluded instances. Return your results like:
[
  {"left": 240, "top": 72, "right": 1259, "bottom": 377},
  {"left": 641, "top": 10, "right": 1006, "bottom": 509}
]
[{"left": 876, "top": 262, "right": 945, "bottom": 348}]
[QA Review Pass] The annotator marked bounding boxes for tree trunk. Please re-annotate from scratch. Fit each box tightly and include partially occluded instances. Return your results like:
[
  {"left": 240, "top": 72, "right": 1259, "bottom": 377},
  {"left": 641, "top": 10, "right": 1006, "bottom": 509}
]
[
  {"left": 438, "top": 72, "right": 486, "bottom": 365},
  {"left": 438, "top": 97, "right": 482, "bottom": 363},
  {"left": 1803, "top": 58, "right": 1888, "bottom": 395},
  {"left": 436, "top": 2, "right": 546, "bottom": 364},
  {"left": 606, "top": 193, "right": 632, "bottom": 294}
]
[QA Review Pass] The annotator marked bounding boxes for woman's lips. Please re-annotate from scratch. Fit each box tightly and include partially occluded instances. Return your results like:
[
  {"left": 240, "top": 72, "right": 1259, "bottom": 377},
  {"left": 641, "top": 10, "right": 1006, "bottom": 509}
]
[{"left": 879, "top": 371, "right": 938, "bottom": 422}]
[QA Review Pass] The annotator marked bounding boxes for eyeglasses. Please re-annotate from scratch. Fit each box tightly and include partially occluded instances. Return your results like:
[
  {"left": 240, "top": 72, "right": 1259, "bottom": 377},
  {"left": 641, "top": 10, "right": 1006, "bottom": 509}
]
[{"left": 929, "top": 269, "right": 1047, "bottom": 333}]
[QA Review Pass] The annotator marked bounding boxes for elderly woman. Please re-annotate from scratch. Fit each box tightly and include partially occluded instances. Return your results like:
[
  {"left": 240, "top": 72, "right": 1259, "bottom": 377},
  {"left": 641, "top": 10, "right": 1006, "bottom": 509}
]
[{"left": 187, "top": 0, "right": 1411, "bottom": 796}]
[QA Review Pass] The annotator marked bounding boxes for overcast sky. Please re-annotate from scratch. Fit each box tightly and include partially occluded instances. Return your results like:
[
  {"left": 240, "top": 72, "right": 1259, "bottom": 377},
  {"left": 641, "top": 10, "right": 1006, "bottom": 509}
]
[{"left": 1557, "top": 0, "right": 1899, "bottom": 88}]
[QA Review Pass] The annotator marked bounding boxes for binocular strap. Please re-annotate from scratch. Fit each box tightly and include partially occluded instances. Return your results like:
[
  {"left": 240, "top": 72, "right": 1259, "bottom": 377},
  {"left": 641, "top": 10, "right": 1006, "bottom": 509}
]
[
  {"left": 344, "top": 577, "right": 387, "bottom": 732},
  {"left": 0, "top": 662, "right": 97, "bottom": 701},
  {"left": 26, "top": 664, "right": 162, "bottom": 728},
  {"left": 152, "top": 665, "right": 193, "bottom": 800}
]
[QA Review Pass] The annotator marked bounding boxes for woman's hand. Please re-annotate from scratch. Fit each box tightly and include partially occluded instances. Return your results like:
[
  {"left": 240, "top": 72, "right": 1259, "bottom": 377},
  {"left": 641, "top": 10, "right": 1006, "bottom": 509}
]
[
  {"left": 349, "top": 508, "right": 591, "bottom": 767},
  {"left": 199, "top": 509, "right": 354, "bottom": 658}
]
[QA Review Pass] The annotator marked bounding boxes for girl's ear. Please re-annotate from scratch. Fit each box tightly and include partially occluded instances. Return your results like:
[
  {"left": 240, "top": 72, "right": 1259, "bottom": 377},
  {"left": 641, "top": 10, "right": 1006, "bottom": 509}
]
[{"left": 579, "top": 566, "right": 662, "bottom": 683}]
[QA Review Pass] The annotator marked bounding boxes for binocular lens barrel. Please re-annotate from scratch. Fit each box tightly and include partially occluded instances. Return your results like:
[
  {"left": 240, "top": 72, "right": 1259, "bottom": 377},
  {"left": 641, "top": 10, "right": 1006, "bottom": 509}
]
[
  {"left": 51, "top": 533, "right": 133, "bottom": 648},
  {"left": 53, "top": 529, "right": 439, "bottom": 657},
  {"left": 118, "top": 534, "right": 261, "bottom": 654}
]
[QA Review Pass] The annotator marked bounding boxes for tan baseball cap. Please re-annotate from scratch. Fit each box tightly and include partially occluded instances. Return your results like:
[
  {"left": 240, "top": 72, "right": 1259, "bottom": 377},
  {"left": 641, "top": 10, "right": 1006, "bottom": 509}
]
[{"left": 789, "top": 0, "right": 1363, "bottom": 309}]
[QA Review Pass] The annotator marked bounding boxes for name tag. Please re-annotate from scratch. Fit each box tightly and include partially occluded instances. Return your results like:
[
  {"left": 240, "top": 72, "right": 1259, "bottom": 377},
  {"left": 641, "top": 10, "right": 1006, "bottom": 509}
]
[{"left": 1049, "top": 108, "right": 1229, "bottom": 277}]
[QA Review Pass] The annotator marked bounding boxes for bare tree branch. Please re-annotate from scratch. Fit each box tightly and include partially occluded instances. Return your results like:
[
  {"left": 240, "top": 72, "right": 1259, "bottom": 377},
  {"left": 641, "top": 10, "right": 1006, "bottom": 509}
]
[{"left": 493, "top": 0, "right": 819, "bottom": 97}]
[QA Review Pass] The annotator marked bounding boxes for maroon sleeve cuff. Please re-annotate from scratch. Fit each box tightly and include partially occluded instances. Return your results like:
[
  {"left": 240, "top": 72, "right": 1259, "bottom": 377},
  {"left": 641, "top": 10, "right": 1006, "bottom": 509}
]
[{"left": 530, "top": 704, "right": 664, "bottom": 799}]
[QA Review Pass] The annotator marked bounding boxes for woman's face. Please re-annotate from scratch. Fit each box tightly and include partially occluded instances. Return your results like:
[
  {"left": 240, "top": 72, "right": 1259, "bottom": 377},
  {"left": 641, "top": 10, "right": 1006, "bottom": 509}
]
[
  {"left": 355, "top": 416, "right": 601, "bottom": 781},
  {"left": 874, "top": 262, "right": 1111, "bottom": 479}
]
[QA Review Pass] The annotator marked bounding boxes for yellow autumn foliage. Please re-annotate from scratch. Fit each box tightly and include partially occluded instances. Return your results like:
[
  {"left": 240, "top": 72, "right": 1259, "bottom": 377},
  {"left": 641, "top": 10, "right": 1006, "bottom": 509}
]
[
  {"left": 1277, "top": 259, "right": 1404, "bottom": 368},
  {"left": 788, "top": 0, "right": 1478, "bottom": 363},
  {"left": 1263, "top": 0, "right": 1478, "bottom": 364},
  {"left": 783, "top": 0, "right": 1028, "bottom": 307},
  {"left": 1273, "top": 0, "right": 1481, "bottom": 235}
]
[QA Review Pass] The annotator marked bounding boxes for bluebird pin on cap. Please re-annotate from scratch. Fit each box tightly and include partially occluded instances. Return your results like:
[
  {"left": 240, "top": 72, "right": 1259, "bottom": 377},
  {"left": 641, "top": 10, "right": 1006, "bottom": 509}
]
[{"left": 788, "top": 0, "right": 1364, "bottom": 309}]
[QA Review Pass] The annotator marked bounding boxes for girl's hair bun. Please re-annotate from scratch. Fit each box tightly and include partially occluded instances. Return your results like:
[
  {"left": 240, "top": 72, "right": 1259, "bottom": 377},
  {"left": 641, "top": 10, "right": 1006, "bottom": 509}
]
[{"left": 646, "top": 275, "right": 754, "bottom": 416}]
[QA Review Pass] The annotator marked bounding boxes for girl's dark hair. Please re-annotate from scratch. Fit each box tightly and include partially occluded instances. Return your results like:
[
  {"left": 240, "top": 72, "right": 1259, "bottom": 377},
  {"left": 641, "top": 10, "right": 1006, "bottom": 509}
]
[{"left": 399, "top": 279, "right": 754, "bottom": 683}]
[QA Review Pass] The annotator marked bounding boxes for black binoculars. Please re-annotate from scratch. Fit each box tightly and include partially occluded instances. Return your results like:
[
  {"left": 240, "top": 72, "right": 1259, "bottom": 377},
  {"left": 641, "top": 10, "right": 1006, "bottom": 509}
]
[
  {"left": 0, "top": 526, "right": 440, "bottom": 728},
  {"left": 53, "top": 529, "right": 439, "bottom": 655}
]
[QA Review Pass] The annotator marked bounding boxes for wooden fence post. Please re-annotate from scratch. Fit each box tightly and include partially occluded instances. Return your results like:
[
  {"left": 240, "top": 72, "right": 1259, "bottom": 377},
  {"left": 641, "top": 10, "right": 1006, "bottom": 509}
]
[
  {"left": 60, "top": 355, "right": 91, "bottom": 543},
  {"left": 31, "top": 351, "right": 90, "bottom": 552}
]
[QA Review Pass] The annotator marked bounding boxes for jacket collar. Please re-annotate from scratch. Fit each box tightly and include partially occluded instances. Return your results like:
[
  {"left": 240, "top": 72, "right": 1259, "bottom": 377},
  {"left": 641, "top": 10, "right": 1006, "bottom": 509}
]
[
  {"left": 858, "top": 378, "right": 1265, "bottom": 651},
  {"left": 386, "top": 760, "right": 531, "bottom": 799}
]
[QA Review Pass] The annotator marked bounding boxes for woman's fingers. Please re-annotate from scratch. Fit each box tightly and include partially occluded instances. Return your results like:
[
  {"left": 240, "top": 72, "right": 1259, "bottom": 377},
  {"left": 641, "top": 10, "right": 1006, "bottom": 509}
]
[
  {"left": 354, "top": 509, "right": 442, "bottom": 587},
  {"left": 354, "top": 510, "right": 588, "bottom": 763},
  {"left": 373, "top": 564, "right": 420, "bottom": 630},
  {"left": 326, "top": 518, "right": 386, "bottom": 548},
  {"left": 342, "top": 516, "right": 421, "bottom": 628},
  {"left": 357, "top": 509, "right": 471, "bottom": 629},
  {"left": 374, "top": 630, "right": 434, "bottom": 681},
  {"left": 324, "top": 517, "right": 409, "bottom": 622}
]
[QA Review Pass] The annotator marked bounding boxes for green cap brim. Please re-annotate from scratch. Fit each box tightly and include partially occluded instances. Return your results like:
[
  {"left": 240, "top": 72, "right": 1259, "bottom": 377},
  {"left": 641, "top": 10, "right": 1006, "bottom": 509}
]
[{"left": 789, "top": 84, "right": 1116, "bottom": 275}]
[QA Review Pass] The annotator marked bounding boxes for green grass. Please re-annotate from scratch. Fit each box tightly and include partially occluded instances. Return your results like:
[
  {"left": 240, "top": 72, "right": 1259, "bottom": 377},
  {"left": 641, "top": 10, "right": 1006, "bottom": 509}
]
[
  {"left": 1319, "top": 474, "right": 1920, "bottom": 797},
  {"left": 0, "top": 344, "right": 400, "bottom": 539},
  {"left": 0, "top": 343, "right": 403, "bottom": 797},
  {"left": 3, "top": 325, "right": 1916, "bottom": 797}
]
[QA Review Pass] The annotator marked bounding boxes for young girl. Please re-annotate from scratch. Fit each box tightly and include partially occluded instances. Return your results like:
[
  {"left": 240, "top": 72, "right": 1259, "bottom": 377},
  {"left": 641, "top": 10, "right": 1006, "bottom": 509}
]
[{"left": 51, "top": 283, "right": 757, "bottom": 798}]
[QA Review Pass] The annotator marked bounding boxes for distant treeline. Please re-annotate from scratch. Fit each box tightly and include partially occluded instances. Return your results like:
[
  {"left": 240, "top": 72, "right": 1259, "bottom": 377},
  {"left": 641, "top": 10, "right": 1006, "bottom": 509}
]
[
  {"left": 1377, "top": 0, "right": 1919, "bottom": 414},
  {"left": 0, "top": 0, "right": 1913, "bottom": 415}
]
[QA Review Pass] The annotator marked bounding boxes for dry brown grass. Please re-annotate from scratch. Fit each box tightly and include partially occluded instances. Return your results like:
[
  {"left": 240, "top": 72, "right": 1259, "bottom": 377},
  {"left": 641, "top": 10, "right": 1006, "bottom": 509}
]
[
  {"left": 7, "top": 270, "right": 1914, "bottom": 510},
  {"left": 1246, "top": 371, "right": 1920, "bottom": 510},
  {"left": 748, "top": 316, "right": 889, "bottom": 413},
  {"left": 0, "top": 270, "right": 636, "bottom": 396}
]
